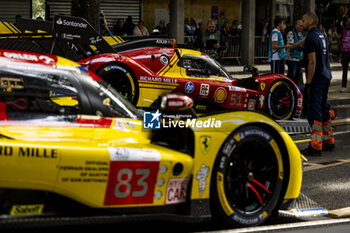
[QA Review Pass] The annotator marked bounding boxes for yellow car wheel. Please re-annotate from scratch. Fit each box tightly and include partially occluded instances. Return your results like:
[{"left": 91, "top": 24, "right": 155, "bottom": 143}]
[
  {"left": 96, "top": 63, "right": 139, "bottom": 105},
  {"left": 211, "top": 125, "right": 284, "bottom": 226}
]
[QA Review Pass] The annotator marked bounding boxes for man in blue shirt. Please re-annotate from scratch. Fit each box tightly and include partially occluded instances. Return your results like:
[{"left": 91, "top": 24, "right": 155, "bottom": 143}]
[{"left": 302, "top": 12, "right": 334, "bottom": 156}]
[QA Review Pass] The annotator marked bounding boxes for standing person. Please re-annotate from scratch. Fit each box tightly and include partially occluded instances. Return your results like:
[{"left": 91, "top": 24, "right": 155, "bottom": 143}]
[
  {"left": 269, "top": 18, "right": 292, "bottom": 74},
  {"left": 327, "top": 25, "right": 340, "bottom": 55},
  {"left": 113, "top": 19, "right": 127, "bottom": 36},
  {"left": 133, "top": 20, "right": 149, "bottom": 36},
  {"left": 286, "top": 19, "right": 306, "bottom": 85},
  {"left": 194, "top": 19, "right": 226, "bottom": 62},
  {"left": 302, "top": 12, "right": 334, "bottom": 156},
  {"left": 123, "top": 16, "right": 135, "bottom": 35},
  {"left": 99, "top": 12, "right": 113, "bottom": 37},
  {"left": 155, "top": 20, "right": 168, "bottom": 35},
  {"left": 340, "top": 17, "right": 350, "bottom": 92}
]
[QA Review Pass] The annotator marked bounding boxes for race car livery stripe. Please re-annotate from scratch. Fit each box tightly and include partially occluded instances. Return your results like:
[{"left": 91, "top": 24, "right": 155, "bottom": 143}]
[
  {"left": 156, "top": 54, "right": 176, "bottom": 75},
  {"left": 139, "top": 85, "right": 177, "bottom": 90},
  {"left": 138, "top": 81, "right": 178, "bottom": 86},
  {"left": 161, "top": 49, "right": 183, "bottom": 76},
  {"left": 4, "top": 22, "right": 21, "bottom": 33},
  {"left": 157, "top": 49, "right": 181, "bottom": 76}
]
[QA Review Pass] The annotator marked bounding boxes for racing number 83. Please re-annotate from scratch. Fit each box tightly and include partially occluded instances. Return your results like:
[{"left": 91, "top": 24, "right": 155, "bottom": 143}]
[
  {"left": 115, "top": 168, "right": 150, "bottom": 198},
  {"left": 104, "top": 161, "right": 159, "bottom": 205}
]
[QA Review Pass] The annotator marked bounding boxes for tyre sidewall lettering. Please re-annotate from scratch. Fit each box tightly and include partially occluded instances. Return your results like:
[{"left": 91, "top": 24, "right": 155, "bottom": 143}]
[{"left": 215, "top": 126, "right": 284, "bottom": 226}]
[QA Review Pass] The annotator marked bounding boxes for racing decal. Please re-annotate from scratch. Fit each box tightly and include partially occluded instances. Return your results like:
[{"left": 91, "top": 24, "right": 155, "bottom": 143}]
[
  {"left": 260, "top": 82, "right": 266, "bottom": 91},
  {"left": 229, "top": 93, "right": 242, "bottom": 107},
  {"left": 89, "top": 36, "right": 102, "bottom": 44},
  {"left": 0, "top": 77, "right": 24, "bottom": 91},
  {"left": 50, "top": 91, "right": 79, "bottom": 106},
  {"left": 104, "top": 65, "right": 127, "bottom": 73},
  {"left": 10, "top": 204, "right": 44, "bottom": 216},
  {"left": 166, "top": 178, "right": 189, "bottom": 204},
  {"left": 140, "top": 76, "right": 177, "bottom": 84},
  {"left": 259, "top": 95, "right": 265, "bottom": 108},
  {"left": 195, "top": 105, "right": 206, "bottom": 110},
  {"left": 0, "top": 146, "right": 58, "bottom": 159},
  {"left": 297, "top": 98, "right": 303, "bottom": 108},
  {"left": 0, "top": 146, "right": 13, "bottom": 156},
  {"left": 200, "top": 136, "right": 211, "bottom": 155},
  {"left": 269, "top": 81, "right": 282, "bottom": 93},
  {"left": 229, "top": 86, "right": 246, "bottom": 92},
  {"left": 59, "top": 160, "right": 109, "bottom": 184},
  {"left": 195, "top": 164, "right": 209, "bottom": 196},
  {"left": 56, "top": 17, "right": 88, "bottom": 28},
  {"left": 104, "top": 148, "right": 160, "bottom": 205},
  {"left": 185, "top": 81, "right": 194, "bottom": 93},
  {"left": 1, "top": 51, "right": 56, "bottom": 65},
  {"left": 214, "top": 87, "right": 227, "bottom": 103},
  {"left": 199, "top": 84, "right": 210, "bottom": 96},
  {"left": 231, "top": 212, "right": 268, "bottom": 226}
]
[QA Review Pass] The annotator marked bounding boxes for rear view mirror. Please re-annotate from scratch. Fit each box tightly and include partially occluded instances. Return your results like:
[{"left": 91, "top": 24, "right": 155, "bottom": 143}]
[
  {"left": 160, "top": 94, "right": 193, "bottom": 111},
  {"left": 243, "top": 65, "right": 259, "bottom": 77}
]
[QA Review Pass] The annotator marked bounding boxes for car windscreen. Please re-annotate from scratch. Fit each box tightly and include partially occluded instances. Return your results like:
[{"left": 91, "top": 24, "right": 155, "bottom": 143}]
[{"left": 178, "top": 54, "right": 233, "bottom": 79}]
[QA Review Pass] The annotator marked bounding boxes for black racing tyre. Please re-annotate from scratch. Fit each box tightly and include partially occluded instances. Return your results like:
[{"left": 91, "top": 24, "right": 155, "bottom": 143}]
[
  {"left": 211, "top": 126, "right": 284, "bottom": 227},
  {"left": 96, "top": 63, "right": 139, "bottom": 105},
  {"left": 266, "top": 80, "right": 296, "bottom": 120}
]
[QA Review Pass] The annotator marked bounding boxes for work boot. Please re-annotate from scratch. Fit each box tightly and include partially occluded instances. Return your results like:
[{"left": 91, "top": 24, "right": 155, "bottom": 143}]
[
  {"left": 300, "top": 146, "right": 322, "bottom": 157},
  {"left": 322, "top": 143, "right": 335, "bottom": 152}
]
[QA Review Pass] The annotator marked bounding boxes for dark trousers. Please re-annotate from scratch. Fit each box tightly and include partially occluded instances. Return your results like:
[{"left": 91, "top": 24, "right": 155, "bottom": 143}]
[
  {"left": 341, "top": 52, "right": 350, "bottom": 88},
  {"left": 307, "top": 75, "right": 331, "bottom": 125},
  {"left": 287, "top": 60, "right": 302, "bottom": 85},
  {"left": 270, "top": 59, "right": 285, "bottom": 74}
]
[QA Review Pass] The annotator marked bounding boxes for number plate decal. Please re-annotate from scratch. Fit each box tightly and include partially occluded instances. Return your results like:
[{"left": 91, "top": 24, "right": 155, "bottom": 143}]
[{"left": 104, "top": 148, "right": 160, "bottom": 206}]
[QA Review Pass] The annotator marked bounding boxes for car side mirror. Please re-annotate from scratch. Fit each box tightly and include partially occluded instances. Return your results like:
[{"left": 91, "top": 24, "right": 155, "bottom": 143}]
[
  {"left": 160, "top": 94, "right": 193, "bottom": 111},
  {"left": 160, "top": 93, "right": 198, "bottom": 119},
  {"left": 243, "top": 65, "right": 259, "bottom": 77}
]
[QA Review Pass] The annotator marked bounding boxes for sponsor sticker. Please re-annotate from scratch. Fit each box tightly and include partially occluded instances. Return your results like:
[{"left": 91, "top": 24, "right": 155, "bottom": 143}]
[
  {"left": 10, "top": 204, "right": 44, "bottom": 216},
  {"left": 199, "top": 84, "right": 210, "bottom": 96},
  {"left": 200, "top": 136, "right": 211, "bottom": 155},
  {"left": 196, "top": 164, "right": 210, "bottom": 196},
  {"left": 260, "top": 82, "right": 266, "bottom": 91},
  {"left": 214, "top": 87, "right": 227, "bottom": 103},
  {"left": 166, "top": 178, "right": 189, "bottom": 204},
  {"left": 185, "top": 81, "right": 194, "bottom": 93}
]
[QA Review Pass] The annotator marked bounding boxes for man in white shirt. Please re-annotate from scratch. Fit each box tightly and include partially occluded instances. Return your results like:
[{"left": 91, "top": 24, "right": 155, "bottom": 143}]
[{"left": 269, "top": 18, "right": 292, "bottom": 74}]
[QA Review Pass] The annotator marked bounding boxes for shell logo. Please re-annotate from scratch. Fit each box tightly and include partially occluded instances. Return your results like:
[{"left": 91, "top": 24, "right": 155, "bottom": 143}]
[{"left": 214, "top": 87, "right": 227, "bottom": 103}]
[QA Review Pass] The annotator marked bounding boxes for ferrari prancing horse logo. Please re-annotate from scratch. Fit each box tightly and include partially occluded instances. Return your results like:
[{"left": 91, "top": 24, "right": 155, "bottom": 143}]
[
  {"left": 200, "top": 136, "right": 212, "bottom": 155},
  {"left": 260, "top": 82, "right": 266, "bottom": 91}
]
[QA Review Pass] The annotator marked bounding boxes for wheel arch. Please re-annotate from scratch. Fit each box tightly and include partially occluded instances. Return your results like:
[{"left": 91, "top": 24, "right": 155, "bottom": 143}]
[
  {"left": 95, "top": 61, "right": 140, "bottom": 105},
  {"left": 208, "top": 121, "right": 291, "bottom": 223}
]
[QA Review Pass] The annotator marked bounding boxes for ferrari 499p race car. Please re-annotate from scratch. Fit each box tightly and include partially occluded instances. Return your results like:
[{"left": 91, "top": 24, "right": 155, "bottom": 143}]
[
  {"left": 0, "top": 16, "right": 303, "bottom": 120},
  {"left": 0, "top": 49, "right": 303, "bottom": 228}
]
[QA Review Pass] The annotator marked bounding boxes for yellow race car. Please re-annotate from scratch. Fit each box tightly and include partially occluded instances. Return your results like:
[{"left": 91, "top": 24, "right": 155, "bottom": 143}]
[{"left": 0, "top": 50, "right": 303, "bottom": 227}]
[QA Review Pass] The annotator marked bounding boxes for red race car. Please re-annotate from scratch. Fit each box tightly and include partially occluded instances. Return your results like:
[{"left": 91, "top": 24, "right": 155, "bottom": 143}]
[{"left": 1, "top": 15, "right": 303, "bottom": 120}]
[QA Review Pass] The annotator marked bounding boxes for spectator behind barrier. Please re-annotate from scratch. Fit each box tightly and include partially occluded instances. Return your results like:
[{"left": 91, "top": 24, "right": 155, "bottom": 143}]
[{"left": 194, "top": 19, "right": 226, "bottom": 62}]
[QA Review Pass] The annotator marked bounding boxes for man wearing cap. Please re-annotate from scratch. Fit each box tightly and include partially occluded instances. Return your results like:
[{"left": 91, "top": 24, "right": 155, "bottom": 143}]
[{"left": 155, "top": 20, "right": 168, "bottom": 35}]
